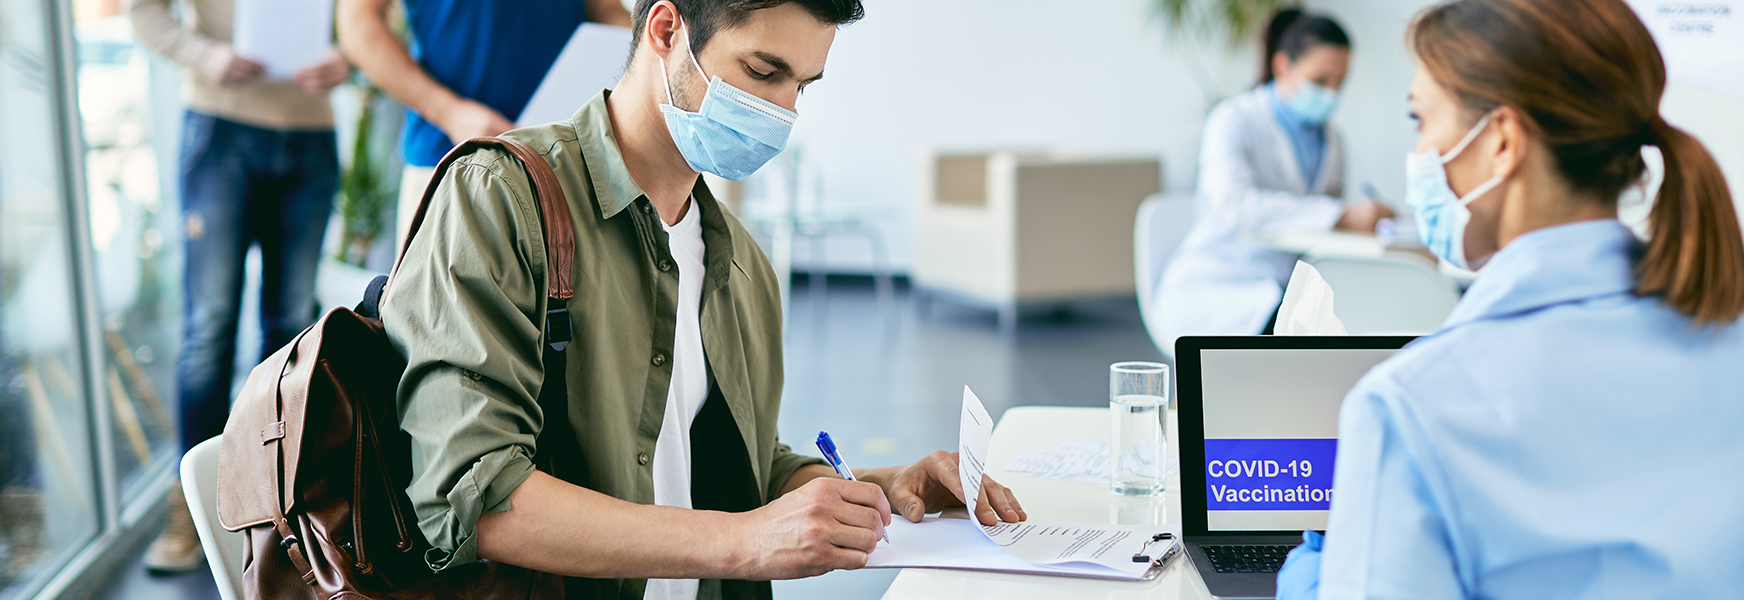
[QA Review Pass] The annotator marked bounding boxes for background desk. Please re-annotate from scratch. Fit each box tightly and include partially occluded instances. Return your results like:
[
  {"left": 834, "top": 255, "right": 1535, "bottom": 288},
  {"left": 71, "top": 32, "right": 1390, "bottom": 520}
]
[{"left": 880, "top": 406, "right": 1215, "bottom": 600}]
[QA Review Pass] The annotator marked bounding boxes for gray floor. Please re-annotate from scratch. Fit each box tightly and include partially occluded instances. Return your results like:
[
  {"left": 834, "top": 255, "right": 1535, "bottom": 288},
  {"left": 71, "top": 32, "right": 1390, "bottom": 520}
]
[{"left": 92, "top": 275, "right": 1164, "bottom": 600}]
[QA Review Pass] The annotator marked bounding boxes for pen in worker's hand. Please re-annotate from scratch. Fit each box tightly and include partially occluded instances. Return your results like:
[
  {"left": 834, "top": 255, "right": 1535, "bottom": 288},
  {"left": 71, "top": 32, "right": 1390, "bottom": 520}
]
[{"left": 816, "top": 431, "right": 890, "bottom": 542}]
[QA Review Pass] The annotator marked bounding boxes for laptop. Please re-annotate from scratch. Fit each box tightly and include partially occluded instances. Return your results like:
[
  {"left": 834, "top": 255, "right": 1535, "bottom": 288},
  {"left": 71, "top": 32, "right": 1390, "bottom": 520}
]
[{"left": 1174, "top": 335, "right": 1416, "bottom": 599}]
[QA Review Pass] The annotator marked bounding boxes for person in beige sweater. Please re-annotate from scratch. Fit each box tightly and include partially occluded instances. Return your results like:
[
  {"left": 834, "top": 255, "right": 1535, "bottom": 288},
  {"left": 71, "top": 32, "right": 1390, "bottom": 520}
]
[{"left": 128, "top": 0, "right": 350, "bottom": 574}]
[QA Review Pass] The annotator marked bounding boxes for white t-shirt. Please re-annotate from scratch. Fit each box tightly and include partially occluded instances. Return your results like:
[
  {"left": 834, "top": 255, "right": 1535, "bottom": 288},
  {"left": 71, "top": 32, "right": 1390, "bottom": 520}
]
[{"left": 645, "top": 199, "right": 709, "bottom": 600}]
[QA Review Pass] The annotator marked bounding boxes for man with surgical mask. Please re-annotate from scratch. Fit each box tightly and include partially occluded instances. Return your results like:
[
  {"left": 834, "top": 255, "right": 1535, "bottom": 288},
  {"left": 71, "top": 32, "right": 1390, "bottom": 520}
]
[{"left": 379, "top": 1, "right": 1028, "bottom": 598}]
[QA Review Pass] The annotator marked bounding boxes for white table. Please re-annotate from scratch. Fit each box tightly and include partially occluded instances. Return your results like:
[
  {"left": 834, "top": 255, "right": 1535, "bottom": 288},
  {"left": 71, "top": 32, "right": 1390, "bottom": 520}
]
[
  {"left": 1259, "top": 231, "right": 1479, "bottom": 289},
  {"left": 880, "top": 407, "right": 1216, "bottom": 600},
  {"left": 1258, "top": 230, "right": 1387, "bottom": 258}
]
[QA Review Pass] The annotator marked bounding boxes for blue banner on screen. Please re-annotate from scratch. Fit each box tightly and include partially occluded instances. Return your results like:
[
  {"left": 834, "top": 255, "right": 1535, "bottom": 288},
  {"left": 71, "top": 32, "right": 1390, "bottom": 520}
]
[{"left": 1204, "top": 439, "right": 1337, "bottom": 510}]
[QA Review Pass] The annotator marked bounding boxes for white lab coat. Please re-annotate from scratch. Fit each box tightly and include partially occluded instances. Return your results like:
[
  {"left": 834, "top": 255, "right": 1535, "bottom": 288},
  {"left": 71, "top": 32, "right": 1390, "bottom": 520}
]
[{"left": 1149, "top": 87, "right": 1346, "bottom": 355}]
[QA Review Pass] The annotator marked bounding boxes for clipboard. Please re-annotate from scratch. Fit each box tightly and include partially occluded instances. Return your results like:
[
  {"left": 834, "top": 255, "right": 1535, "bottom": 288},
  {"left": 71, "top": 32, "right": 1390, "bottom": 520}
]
[{"left": 1138, "top": 539, "right": 1186, "bottom": 582}]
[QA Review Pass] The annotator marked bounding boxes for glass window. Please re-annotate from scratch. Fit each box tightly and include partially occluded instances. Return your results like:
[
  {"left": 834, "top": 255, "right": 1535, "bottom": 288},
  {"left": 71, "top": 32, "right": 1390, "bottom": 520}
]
[
  {"left": 0, "top": 0, "right": 103, "bottom": 595},
  {"left": 73, "top": 0, "right": 181, "bottom": 506}
]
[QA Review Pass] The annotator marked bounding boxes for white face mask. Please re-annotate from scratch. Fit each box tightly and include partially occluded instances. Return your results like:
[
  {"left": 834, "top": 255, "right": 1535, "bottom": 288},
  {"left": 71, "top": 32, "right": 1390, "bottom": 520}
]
[{"left": 1404, "top": 112, "right": 1502, "bottom": 270}]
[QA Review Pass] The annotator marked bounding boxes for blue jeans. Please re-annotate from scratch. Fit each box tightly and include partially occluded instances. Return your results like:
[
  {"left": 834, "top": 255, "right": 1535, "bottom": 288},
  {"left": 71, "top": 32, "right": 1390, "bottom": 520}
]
[{"left": 176, "top": 112, "right": 337, "bottom": 454}]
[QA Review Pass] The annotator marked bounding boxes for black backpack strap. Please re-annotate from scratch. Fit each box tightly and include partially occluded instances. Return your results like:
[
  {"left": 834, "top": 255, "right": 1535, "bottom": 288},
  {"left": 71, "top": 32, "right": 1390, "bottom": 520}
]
[
  {"left": 355, "top": 275, "right": 390, "bottom": 320},
  {"left": 534, "top": 309, "right": 583, "bottom": 482}
]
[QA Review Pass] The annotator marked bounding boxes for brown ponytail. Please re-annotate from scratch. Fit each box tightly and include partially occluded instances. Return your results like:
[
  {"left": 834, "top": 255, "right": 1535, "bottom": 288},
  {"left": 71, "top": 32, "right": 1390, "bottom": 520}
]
[
  {"left": 1639, "top": 122, "right": 1744, "bottom": 324},
  {"left": 1411, "top": 0, "right": 1744, "bottom": 325}
]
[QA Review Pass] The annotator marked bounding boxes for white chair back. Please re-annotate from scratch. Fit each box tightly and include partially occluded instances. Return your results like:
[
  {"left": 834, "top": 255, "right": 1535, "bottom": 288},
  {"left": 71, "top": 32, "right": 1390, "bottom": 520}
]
[
  {"left": 181, "top": 436, "right": 245, "bottom": 600},
  {"left": 1306, "top": 253, "right": 1461, "bottom": 335},
  {"left": 1134, "top": 192, "right": 1195, "bottom": 357}
]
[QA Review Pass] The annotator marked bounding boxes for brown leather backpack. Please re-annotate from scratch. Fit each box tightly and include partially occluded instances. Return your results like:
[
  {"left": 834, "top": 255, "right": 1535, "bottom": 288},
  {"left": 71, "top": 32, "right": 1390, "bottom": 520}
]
[{"left": 215, "top": 137, "right": 574, "bottom": 599}]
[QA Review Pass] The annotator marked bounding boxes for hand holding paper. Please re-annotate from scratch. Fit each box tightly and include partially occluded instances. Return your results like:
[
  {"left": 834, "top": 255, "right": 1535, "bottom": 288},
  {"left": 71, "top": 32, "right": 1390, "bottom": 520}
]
[
  {"left": 232, "top": 0, "right": 335, "bottom": 81},
  {"left": 859, "top": 387, "right": 1025, "bottom": 526},
  {"left": 862, "top": 387, "right": 1177, "bottom": 581}
]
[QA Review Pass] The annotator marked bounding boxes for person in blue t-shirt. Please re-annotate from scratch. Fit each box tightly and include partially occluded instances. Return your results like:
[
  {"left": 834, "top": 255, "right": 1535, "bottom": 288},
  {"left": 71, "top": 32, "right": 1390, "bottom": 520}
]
[{"left": 338, "top": 0, "right": 632, "bottom": 246}]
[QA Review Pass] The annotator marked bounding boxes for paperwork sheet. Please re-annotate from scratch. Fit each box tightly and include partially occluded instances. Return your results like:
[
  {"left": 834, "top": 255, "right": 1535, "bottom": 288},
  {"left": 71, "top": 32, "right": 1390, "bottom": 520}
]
[
  {"left": 232, "top": 0, "right": 334, "bottom": 80},
  {"left": 1005, "top": 439, "right": 1111, "bottom": 484},
  {"left": 864, "top": 388, "right": 1174, "bottom": 580},
  {"left": 519, "top": 23, "right": 633, "bottom": 126}
]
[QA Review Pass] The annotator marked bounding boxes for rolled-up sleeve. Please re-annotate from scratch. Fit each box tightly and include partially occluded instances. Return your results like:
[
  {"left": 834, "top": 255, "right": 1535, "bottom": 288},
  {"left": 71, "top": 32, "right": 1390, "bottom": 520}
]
[
  {"left": 381, "top": 156, "right": 550, "bottom": 572},
  {"left": 766, "top": 440, "right": 827, "bottom": 500}
]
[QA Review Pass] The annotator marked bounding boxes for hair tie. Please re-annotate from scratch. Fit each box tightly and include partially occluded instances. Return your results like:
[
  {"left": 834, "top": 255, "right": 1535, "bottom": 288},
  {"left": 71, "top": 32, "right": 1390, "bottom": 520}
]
[{"left": 1642, "top": 118, "right": 1673, "bottom": 148}]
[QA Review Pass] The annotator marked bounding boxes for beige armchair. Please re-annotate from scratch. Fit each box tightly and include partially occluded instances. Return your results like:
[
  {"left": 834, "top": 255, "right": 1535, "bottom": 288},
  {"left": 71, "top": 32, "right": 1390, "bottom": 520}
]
[{"left": 912, "top": 151, "right": 1162, "bottom": 331}]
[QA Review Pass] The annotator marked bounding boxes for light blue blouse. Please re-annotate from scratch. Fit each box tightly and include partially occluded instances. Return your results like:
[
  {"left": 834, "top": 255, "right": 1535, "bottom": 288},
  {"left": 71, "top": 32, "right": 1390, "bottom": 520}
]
[{"left": 1279, "top": 220, "right": 1744, "bottom": 599}]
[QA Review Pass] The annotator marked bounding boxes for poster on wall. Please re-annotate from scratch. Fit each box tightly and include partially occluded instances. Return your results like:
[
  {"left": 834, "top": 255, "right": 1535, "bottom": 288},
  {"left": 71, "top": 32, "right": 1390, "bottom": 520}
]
[{"left": 1629, "top": 1, "right": 1744, "bottom": 98}]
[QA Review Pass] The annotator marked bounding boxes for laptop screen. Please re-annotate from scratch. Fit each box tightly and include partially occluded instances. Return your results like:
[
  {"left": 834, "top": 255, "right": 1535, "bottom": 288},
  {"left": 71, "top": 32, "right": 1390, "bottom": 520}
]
[{"left": 1176, "top": 337, "right": 1414, "bottom": 535}]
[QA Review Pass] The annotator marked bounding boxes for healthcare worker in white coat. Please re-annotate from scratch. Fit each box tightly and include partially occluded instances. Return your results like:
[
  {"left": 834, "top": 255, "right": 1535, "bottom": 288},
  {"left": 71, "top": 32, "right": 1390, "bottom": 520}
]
[{"left": 1149, "top": 10, "right": 1391, "bottom": 355}]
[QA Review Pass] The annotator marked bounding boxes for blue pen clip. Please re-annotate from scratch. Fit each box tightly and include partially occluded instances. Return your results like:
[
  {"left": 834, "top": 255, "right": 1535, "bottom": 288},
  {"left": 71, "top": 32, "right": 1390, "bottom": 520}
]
[
  {"left": 816, "top": 431, "right": 857, "bottom": 481},
  {"left": 816, "top": 431, "right": 888, "bottom": 542}
]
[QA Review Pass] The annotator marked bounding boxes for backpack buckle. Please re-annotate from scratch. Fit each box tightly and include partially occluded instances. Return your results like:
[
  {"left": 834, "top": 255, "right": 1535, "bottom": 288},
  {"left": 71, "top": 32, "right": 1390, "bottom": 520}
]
[{"left": 546, "top": 308, "right": 572, "bottom": 352}]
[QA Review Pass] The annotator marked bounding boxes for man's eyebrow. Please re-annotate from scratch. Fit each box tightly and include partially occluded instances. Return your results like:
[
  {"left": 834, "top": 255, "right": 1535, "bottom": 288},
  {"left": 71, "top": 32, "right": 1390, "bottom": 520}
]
[{"left": 751, "top": 51, "right": 824, "bottom": 83}]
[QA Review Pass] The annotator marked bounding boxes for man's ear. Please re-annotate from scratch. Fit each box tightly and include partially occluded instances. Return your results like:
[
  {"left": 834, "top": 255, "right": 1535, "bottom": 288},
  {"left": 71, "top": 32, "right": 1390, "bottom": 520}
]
[
  {"left": 1490, "top": 105, "right": 1530, "bottom": 180},
  {"left": 643, "top": 0, "right": 683, "bottom": 60},
  {"left": 1271, "top": 53, "right": 1292, "bottom": 87}
]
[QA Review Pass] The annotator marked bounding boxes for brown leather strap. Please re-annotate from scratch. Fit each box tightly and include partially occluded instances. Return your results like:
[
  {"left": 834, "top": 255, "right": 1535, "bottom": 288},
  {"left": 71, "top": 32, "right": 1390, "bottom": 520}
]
[
  {"left": 390, "top": 137, "right": 576, "bottom": 300},
  {"left": 273, "top": 518, "right": 316, "bottom": 585}
]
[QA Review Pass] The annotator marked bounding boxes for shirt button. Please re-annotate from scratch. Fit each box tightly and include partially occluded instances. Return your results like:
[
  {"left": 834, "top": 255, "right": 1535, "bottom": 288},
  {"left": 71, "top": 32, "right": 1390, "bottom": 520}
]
[
  {"left": 637, "top": 453, "right": 649, "bottom": 466},
  {"left": 641, "top": 203, "right": 652, "bottom": 214},
  {"left": 652, "top": 353, "right": 666, "bottom": 366},
  {"left": 658, "top": 259, "right": 673, "bottom": 272}
]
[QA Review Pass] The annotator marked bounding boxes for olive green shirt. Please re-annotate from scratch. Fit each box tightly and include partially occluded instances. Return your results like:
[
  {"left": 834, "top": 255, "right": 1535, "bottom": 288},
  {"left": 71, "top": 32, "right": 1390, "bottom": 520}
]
[{"left": 381, "top": 90, "right": 821, "bottom": 581}]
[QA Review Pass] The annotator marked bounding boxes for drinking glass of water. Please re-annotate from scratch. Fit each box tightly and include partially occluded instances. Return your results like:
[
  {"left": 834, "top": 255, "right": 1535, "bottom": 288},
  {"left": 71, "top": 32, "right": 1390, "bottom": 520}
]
[{"left": 1110, "top": 361, "right": 1168, "bottom": 496}]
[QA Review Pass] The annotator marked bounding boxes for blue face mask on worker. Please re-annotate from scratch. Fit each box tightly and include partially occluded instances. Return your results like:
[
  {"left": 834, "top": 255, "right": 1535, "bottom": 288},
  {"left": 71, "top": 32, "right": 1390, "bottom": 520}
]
[
  {"left": 1404, "top": 112, "right": 1501, "bottom": 270},
  {"left": 1284, "top": 82, "right": 1340, "bottom": 126},
  {"left": 658, "top": 22, "right": 797, "bottom": 181}
]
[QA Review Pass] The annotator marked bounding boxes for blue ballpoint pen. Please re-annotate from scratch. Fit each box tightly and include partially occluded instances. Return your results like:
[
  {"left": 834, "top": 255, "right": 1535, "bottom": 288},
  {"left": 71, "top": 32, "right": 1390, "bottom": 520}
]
[{"left": 816, "top": 431, "right": 890, "bottom": 542}]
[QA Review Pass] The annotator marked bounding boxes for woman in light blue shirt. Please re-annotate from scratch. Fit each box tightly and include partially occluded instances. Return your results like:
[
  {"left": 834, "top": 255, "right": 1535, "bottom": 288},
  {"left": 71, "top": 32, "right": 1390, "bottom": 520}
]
[{"left": 1277, "top": 0, "right": 1744, "bottom": 598}]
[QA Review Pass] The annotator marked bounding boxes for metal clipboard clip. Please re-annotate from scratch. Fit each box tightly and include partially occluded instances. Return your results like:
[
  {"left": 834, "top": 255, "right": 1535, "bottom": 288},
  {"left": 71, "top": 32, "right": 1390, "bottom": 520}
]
[{"left": 1131, "top": 533, "right": 1184, "bottom": 582}]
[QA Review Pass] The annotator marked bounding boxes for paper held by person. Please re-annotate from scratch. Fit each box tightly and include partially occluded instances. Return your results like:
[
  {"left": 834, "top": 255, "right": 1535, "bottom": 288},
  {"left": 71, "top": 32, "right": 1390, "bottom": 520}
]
[
  {"left": 232, "top": 0, "right": 335, "bottom": 80},
  {"left": 862, "top": 387, "right": 1177, "bottom": 581}
]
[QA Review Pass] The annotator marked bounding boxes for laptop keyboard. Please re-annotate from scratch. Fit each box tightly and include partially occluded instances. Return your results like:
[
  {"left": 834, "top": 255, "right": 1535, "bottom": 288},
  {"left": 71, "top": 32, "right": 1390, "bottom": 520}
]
[{"left": 1201, "top": 544, "right": 1295, "bottom": 573}]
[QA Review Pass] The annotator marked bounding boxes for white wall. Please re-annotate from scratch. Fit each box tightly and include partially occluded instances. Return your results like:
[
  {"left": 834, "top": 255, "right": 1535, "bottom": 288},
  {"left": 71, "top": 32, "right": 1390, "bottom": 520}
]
[
  {"left": 1318, "top": 0, "right": 1744, "bottom": 231},
  {"left": 1662, "top": 82, "right": 1744, "bottom": 205},
  {"left": 784, "top": 0, "right": 1252, "bottom": 272},
  {"left": 792, "top": 0, "right": 1744, "bottom": 273}
]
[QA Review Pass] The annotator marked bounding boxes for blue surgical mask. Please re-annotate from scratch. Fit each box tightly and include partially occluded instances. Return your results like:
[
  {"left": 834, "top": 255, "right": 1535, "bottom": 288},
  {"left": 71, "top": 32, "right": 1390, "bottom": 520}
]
[
  {"left": 1284, "top": 82, "right": 1339, "bottom": 126},
  {"left": 1404, "top": 112, "right": 1502, "bottom": 270},
  {"left": 658, "top": 25, "right": 797, "bottom": 181}
]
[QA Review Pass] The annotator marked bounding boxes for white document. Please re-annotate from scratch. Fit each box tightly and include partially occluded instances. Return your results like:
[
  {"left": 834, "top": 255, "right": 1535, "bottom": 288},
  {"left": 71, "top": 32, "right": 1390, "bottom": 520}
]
[
  {"left": 958, "top": 386, "right": 993, "bottom": 522},
  {"left": 232, "top": 0, "right": 335, "bottom": 81},
  {"left": 868, "top": 517, "right": 1173, "bottom": 580},
  {"left": 863, "top": 387, "right": 1174, "bottom": 581},
  {"left": 1628, "top": 0, "right": 1744, "bottom": 98},
  {"left": 1276, "top": 261, "right": 1348, "bottom": 336},
  {"left": 519, "top": 23, "right": 634, "bottom": 126},
  {"left": 1006, "top": 439, "right": 1111, "bottom": 484},
  {"left": 1007, "top": 438, "right": 1179, "bottom": 484}
]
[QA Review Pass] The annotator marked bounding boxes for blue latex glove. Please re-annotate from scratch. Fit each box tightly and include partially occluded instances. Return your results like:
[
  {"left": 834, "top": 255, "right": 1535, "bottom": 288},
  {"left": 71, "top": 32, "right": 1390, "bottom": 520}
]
[{"left": 1276, "top": 530, "right": 1325, "bottom": 600}]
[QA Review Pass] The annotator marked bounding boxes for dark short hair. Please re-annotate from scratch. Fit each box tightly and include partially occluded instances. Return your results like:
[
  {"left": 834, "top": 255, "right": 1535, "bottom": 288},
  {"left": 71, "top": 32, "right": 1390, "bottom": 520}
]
[
  {"left": 632, "top": 0, "right": 865, "bottom": 54},
  {"left": 1258, "top": 9, "right": 1351, "bottom": 84}
]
